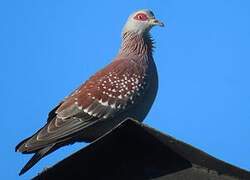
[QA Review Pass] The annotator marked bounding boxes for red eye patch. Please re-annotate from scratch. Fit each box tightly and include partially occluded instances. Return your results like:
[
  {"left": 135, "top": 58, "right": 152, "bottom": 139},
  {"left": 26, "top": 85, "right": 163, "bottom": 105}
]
[{"left": 134, "top": 13, "right": 148, "bottom": 21}]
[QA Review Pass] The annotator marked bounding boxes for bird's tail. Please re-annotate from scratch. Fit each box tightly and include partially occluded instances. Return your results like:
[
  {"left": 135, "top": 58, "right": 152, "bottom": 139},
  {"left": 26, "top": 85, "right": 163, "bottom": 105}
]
[{"left": 18, "top": 144, "right": 55, "bottom": 176}]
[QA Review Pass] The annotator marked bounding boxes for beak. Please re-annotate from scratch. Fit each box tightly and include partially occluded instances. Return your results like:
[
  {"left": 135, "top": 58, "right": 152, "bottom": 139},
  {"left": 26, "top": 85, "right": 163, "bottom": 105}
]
[{"left": 150, "top": 18, "right": 164, "bottom": 27}]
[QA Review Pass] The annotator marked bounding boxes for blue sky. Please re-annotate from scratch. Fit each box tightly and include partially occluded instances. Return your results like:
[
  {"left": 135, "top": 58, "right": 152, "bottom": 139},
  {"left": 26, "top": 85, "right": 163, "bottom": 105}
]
[{"left": 1, "top": 0, "right": 250, "bottom": 179}]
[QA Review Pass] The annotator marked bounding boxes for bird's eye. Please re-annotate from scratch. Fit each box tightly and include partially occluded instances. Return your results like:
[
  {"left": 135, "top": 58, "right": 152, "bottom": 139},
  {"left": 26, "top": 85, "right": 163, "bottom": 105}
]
[{"left": 134, "top": 13, "right": 148, "bottom": 21}]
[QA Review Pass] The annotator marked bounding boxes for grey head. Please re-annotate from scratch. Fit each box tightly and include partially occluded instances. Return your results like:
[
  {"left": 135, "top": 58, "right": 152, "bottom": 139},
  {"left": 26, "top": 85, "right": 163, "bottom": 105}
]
[{"left": 122, "top": 9, "right": 164, "bottom": 35}]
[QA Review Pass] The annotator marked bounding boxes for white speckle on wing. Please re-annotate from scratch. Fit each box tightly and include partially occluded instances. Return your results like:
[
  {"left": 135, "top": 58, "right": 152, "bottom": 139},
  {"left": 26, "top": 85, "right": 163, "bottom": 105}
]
[
  {"left": 88, "top": 110, "right": 93, "bottom": 116},
  {"left": 98, "top": 99, "right": 109, "bottom": 106},
  {"left": 110, "top": 102, "right": 116, "bottom": 109},
  {"left": 92, "top": 112, "right": 98, "bottom": 117},
  {"left": 83, "top": 106, "right": 90, "bottom": 113},
  {"left": 103, "top": 115, "right": 108, "bottom": 119}
]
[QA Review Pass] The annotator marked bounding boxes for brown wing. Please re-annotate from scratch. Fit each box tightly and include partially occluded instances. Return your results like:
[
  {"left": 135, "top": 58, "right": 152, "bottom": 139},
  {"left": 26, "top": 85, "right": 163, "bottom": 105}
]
[{"left": 18, "top": 58, "right": 148, "bottom": 153}]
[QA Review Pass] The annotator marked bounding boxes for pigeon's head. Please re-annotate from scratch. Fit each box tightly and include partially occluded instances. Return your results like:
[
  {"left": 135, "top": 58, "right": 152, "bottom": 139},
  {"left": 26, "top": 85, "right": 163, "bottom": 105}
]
[{"left": 122, "top": 9, "right": 164, "bottom": 35}]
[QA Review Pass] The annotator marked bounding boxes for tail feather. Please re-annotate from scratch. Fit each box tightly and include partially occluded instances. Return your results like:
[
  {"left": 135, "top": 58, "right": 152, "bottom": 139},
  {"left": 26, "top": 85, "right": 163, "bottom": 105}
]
[
  {"left": 15, "top": 124, "right": 48, "bottom": 154},
  {"left": 15, "top": 136, "right": 33, "bottom": 153},
  {"left": 19, "top": 144, "right": 55, "bottom": 176}
]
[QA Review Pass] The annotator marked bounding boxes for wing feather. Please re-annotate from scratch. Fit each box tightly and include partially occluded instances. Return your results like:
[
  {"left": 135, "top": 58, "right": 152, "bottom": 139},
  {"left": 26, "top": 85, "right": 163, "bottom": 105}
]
[{"left": 20, "top": 59, "right": 148, "bottom": 153}]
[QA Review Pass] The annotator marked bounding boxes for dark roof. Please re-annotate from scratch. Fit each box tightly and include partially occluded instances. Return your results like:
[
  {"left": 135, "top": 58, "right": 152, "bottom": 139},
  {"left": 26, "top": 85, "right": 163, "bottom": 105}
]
[{"left": 33, "top": 119, "right": 250, "bottom": 180}]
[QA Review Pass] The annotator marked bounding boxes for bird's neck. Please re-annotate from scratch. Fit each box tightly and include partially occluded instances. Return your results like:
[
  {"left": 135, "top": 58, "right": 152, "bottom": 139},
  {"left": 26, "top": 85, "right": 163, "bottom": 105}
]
[{"left": 118, "top": 31, "right": 154, "bottom": 59}]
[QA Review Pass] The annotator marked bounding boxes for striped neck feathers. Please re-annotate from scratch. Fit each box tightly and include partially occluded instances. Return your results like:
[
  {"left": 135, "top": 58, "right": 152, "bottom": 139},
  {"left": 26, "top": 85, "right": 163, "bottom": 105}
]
[{"left": 118, "top": 32, "right": 154, "bottom": 58}]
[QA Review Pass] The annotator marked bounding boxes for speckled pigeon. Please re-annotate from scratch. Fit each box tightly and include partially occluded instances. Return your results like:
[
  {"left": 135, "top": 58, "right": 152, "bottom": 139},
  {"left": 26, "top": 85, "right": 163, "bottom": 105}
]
[{"left": 16, "top": 9, "right": 164, "bottom": 175}]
